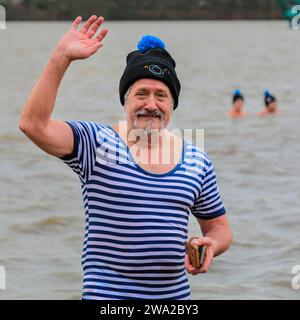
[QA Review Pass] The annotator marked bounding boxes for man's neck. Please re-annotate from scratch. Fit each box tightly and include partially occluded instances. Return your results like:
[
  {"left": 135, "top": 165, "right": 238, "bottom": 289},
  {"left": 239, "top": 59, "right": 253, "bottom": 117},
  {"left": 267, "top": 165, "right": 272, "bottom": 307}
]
[{"left": 112, "top": 122, "right": 182, "bottom": 167}]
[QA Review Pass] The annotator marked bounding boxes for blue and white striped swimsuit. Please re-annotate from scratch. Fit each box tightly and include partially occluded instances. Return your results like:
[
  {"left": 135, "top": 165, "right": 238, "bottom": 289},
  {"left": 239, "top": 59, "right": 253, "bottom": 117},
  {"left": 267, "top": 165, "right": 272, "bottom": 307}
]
[{"left": 60, "top": 121, "right": 226, "bottom": 300}]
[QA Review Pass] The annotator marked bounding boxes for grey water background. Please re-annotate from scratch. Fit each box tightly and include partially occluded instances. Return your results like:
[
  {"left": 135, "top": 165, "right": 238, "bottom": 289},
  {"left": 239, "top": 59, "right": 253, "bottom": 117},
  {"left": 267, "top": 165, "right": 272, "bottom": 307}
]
[{"left": 0, "top": 21, "right": 300, "bottom": 300}]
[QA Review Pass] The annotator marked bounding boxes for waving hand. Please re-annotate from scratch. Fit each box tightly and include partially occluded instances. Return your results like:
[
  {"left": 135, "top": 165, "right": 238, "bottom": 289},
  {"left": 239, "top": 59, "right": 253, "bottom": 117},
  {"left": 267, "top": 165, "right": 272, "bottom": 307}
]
[{"left": 56, "top": 15, "right": 108, "bottom": 62}]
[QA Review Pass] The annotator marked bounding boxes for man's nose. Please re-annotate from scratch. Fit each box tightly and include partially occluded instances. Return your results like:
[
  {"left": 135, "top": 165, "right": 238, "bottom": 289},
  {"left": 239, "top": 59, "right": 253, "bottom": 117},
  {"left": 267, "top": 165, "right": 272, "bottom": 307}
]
[{"left": 145, "top": 94, "right": 157, "bottom": 111}]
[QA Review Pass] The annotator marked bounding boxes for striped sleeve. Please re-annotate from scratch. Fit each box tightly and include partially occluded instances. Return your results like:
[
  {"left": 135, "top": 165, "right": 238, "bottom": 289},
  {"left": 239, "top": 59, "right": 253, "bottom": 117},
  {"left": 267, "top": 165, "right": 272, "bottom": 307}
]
[
  {"left": 59, "top": 120, "right": 101, "bottom": 182},
  {"left": 191, "top": 158, "right": 226, "bottom": 219}
]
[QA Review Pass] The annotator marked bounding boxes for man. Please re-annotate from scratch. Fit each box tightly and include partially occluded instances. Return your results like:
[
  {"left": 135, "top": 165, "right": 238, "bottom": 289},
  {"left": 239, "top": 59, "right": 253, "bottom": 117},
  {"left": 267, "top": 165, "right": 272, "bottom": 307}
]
[
  {"left": 227, "top": 89, "right": 247, "bottom": 118},
  {"left": 19, "top": 15, "right": 233, "bottom": 300},
  {"left": 258, "top": 90, "right": 279, "bottom": 116}
]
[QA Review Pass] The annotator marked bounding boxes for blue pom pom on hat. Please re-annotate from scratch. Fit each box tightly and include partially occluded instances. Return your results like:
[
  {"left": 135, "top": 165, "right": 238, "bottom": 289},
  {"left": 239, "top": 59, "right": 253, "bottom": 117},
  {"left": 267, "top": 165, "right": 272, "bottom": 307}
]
[{"left": 137, "top": 35, "right": 166, "bottom": 52}]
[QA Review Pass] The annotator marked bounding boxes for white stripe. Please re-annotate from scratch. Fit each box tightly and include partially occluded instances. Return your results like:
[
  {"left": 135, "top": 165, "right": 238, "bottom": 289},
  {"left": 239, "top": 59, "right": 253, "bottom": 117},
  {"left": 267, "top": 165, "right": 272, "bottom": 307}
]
[
  {"left": 88, "top": 225, "right": 187, "bottom": 237},
  {"left": 88, "top": 179, "right": 195, "bottom": 198},
  {"left": 88, "top": 191, "right": 191, "bottom": 207},
  {"left": 83, "top": 247, "right": 183, "bottom": 258},
  {"left": 84, "top": 272, "right": 187, "bottom": 285},
  {"left": 88, "top": 216, "right": 188, "bottom": 229},
  {"left": 87, "top": 240, "right": 183, "bottom": 251},
  {"left": 84, "top": 279, "right": 187, "bottom": 293}
]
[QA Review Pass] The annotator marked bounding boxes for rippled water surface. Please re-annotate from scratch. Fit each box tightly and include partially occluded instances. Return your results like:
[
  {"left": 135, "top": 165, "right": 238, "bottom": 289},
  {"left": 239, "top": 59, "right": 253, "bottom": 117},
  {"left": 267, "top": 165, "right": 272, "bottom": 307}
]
[{"left": 0, "top": 21, "right": 300, "bottom": 299}]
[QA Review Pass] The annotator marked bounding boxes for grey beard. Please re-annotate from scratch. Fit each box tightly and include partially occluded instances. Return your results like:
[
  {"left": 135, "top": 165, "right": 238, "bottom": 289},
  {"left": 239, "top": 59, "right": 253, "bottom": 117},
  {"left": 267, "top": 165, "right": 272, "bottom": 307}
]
[
  {"left": 133, "top": 117, "right": 165, "bottom": 137},
  {"left": 133, "top": 108, "right": 165, "bottom": 137}
]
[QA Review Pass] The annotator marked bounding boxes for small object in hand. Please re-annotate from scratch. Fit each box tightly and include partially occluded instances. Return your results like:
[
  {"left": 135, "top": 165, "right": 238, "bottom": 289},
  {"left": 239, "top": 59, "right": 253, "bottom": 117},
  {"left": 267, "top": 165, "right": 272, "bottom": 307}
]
[{"left": 185, "top": 237, "right": 207, "bottom": 269}]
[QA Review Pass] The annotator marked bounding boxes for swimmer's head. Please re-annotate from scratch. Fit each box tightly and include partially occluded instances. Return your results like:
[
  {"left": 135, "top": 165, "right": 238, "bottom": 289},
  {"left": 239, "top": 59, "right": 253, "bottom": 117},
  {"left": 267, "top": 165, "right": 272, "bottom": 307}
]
[
  {"left": 232, "top": 89, "right": 244, "bottom": 103},
  {"left": 264, "top": 90, "right": 277, "bottom": 112},
  {"left": 264, "top": 90, "right": 276, "bottom": 106},
  {"left": 232, "top": 90, "right": 244, "bottom": 111}
]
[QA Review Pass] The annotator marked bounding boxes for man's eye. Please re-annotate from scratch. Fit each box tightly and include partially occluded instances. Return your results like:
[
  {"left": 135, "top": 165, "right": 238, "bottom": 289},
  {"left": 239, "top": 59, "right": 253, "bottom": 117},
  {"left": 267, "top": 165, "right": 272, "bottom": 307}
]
[{"left": 136, "top": 92, "right": 146, "bottom": 96}]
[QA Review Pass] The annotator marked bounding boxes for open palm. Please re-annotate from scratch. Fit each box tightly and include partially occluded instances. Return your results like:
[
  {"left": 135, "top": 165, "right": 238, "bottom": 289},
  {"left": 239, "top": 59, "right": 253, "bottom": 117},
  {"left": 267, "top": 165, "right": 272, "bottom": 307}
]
[{"left": 57, "top": 15, "right": 108, "bottom": 61}]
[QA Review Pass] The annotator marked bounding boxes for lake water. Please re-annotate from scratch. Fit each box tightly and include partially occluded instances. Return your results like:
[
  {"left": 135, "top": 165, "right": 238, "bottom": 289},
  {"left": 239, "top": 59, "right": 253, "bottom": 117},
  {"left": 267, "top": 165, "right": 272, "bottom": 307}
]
[{"left": 0, "top": 20, "right": 300, "bottom": 300}]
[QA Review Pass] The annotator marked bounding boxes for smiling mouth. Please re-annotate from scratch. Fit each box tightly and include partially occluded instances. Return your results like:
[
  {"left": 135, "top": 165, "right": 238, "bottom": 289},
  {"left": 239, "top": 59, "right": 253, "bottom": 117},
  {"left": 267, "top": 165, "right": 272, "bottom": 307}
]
[{"left": 137, "top": 115, "right": 162, "bottom": 119}]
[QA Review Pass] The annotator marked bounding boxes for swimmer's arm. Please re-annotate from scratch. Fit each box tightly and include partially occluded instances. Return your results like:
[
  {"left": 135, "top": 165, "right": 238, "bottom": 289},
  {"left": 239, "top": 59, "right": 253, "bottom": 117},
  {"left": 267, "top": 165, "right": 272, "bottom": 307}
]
[
  {"left": 198, "top": 214, "right": 233, "bottom": 258},
  {"left": 19, "top": 15, "right": 108, "bottom": 158},
  {"left": 19, "top": 51, "right": 73, "bottom": 157}
]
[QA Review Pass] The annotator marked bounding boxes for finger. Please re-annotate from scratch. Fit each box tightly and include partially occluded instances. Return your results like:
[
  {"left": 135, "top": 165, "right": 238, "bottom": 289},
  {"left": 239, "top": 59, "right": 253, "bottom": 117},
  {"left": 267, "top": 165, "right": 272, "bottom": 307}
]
[
  {"left": 96, "top": 28, "right": 109, "bottom": 42},
  {"left": 86, "top": 40, "right": 103, "bottom": 55},
  {"left": 185, "top": 254, "right": 196, "bottom": 274},
  {"left": 71, "top": 16, "right": 82, "bottom": 31},
  {"left": 79, "top": 15, "right": 97, "bottom": 34},
  {"left": 191, "top": 237, "right": 212, "bottom": 247},
  {"left": 92, "top": 43, "right": 104, "bottom": 54},
  {"left": 86, "top": 16, "right": 104, "bottom": 39}
]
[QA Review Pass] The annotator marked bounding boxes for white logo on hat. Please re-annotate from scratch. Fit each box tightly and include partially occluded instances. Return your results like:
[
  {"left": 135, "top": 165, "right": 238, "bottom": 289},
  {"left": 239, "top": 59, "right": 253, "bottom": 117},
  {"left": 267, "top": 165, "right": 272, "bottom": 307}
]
[{"left": 148, "top": 64, "right": 166, "bottom": 77}]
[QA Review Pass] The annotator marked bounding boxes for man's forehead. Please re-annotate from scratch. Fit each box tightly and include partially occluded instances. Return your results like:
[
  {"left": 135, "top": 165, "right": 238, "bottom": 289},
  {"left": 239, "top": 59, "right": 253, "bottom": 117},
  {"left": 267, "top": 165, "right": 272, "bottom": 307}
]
[{"left": 131, "top": 79, "right": 170, "bottom": 92}]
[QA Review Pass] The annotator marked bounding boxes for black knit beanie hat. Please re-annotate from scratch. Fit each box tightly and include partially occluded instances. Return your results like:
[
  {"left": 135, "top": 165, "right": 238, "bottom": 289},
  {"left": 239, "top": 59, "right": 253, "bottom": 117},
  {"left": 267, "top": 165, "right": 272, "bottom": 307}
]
[
  {"left": 264, "top": 90, "right": 276, "bottom": 107},
  {"left": 119, "top": 35, "right": 181, "bottom": 110}
]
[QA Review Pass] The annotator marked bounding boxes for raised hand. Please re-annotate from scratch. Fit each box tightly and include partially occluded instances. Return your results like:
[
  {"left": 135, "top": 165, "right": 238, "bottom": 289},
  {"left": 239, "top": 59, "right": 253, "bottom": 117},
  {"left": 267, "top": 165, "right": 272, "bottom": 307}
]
[{"left": 55, "top": 15, "right": 108, "bottom": 62}]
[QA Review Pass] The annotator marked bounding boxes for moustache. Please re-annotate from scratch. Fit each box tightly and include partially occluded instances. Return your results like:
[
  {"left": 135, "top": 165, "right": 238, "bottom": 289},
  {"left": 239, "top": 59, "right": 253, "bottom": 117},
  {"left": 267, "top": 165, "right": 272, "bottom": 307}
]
[{"left": 135, "top": 109, "right": 164, "bottom": 119}]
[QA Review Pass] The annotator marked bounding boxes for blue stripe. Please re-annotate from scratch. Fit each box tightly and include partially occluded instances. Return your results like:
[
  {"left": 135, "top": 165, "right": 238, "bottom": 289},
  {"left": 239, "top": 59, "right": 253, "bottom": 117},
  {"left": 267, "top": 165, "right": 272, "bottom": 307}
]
[
  {"left": 88, "top": 196, "right": 187, "bottom": 211},
  {"left": 193, "top": 208, "right": 226, "bottom": 220},
  {"left": 83, "top": 251, "right": 183, "bottom": 261},
  {"left": 89, "top": 221, "right": 188, "bottom": 232},
  {"left": 83, "top": 284, "right": 190, "bottom": 296},
  {"left": 84, "top": 245, "right": 185, "bottom": 254},
  {"left": 87, "top": 229, "right": 187, "bottom": 239},
  {"left": 88, "top": 188, "right": 193, "bottom": 206},
  {"left": 88, "top": 204, "right": 189, "bottom": 219},
  {"left": 84, "top": 276, "right": 188, "bottom": 289},
  {"left": 87, "top": 237, "right": 184, "bottom": 246},
  {"left": 83, "top": 265, "right": 186, "bottom": 274},
  {"left": 82, "top": 290, "right": 190, "bottom": 300},
  {"left": 88, "top": 213, "right": 188, "bottom": 226}
]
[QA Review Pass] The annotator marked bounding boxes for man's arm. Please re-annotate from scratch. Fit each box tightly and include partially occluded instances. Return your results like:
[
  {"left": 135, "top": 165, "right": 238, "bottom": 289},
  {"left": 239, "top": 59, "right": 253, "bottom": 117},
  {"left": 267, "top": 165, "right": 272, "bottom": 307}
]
[
  {"left": 19, "top": 15, "right": 108, "bottom": 157},
  {"left": 185, "top": 214, "right": 233, "bottom": 275},
  {"left": 198, "top": 214, "right": 233, "bottom": 257}
]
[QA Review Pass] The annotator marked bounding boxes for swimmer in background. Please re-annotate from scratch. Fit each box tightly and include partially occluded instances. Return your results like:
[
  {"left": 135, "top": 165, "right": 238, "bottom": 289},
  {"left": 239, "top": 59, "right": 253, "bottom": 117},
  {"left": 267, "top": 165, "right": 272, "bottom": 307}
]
[
  {"left": 227, "top": 89, "right": 247, "bottom": 118},
  {"left": 258, "top": 90, "right": 280, "bottom": 116}
]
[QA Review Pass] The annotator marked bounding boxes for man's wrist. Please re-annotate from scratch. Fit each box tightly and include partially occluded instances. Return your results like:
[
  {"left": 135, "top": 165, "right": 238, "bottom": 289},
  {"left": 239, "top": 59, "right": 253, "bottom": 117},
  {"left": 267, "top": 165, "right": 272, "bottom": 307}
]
[
  {"left": 50, "top": 48, "right": 71, "bottom": 70},
  {"left": 210, "top": 239, "right": 219, "bottom": 257}
]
